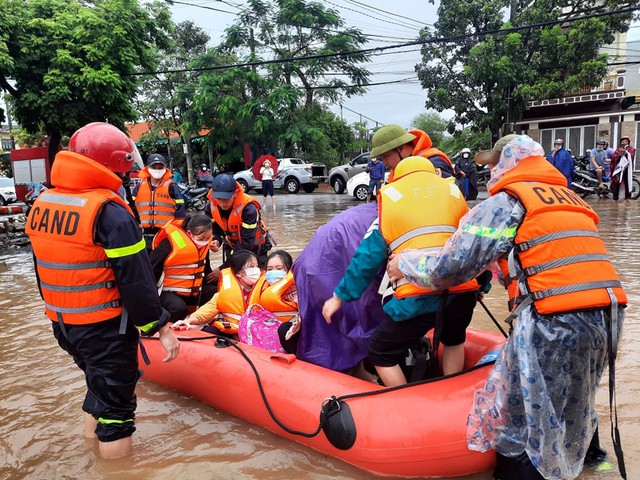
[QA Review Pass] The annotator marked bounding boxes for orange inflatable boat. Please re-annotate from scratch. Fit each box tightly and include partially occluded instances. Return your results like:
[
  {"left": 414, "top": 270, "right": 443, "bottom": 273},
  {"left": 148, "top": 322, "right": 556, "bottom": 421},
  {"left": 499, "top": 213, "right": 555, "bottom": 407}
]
[{"left": 139, "top": 328, "right": 505, "bottom": 478}]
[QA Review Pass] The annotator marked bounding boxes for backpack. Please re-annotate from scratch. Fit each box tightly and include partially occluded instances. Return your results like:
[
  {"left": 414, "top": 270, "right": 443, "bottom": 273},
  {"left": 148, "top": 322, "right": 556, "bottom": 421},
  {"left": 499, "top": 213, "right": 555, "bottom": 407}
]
[
  {"left": 238, "top": 304, "right": 285, "bottom": 353},
  {"left": 402, "top": 336, "right": 440, "bottom": 382}
]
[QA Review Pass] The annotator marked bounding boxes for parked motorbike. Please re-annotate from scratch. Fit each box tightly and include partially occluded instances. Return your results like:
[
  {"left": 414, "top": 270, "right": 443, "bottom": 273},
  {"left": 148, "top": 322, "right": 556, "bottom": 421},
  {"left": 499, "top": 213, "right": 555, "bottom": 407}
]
[
  {"left": 571, "top": 154, "right": 640, "bottom": 200},
  {"left": 25, "top": 182, "right": 48, "bottom": 216},
  {"left": 177, "top": 183, "right": 209, "bottom": 212},
  {"left": 476, "top": 165, "right": 491, "bottom": 191}
]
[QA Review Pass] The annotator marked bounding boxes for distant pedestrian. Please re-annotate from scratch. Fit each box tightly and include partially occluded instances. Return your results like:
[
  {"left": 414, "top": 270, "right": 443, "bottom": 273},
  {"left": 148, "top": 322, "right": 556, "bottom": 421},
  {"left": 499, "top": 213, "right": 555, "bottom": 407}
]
[
  {"left": 260, "top": 159, "right": 276, "bottom": 208},
  {"left": 454, "top": 148, "right": 479, "bottom": 200},
  {"left": 196, "top": 164, "right": 214, "bottom": 189},
  {"left": 365, "top": 156, "right": 385, "bottom": 203},
  {"left": 589, "top": 140, "right": 608, "bottom": 192},
  {"left": 610, "top": 135, "right": 636, "bottom": 201},
  {"left": 546, "top": 138, "right": 574, "bottom": 187}
]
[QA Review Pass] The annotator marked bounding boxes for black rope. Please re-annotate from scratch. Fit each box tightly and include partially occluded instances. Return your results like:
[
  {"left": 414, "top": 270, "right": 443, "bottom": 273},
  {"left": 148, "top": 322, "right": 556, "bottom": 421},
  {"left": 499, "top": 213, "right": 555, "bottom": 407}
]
[
  {"left": 144, "top": 333, "right": 496, "bottom": 438},
  {"left": 479, "top": 299, "right": 509, "bottom": 338}
]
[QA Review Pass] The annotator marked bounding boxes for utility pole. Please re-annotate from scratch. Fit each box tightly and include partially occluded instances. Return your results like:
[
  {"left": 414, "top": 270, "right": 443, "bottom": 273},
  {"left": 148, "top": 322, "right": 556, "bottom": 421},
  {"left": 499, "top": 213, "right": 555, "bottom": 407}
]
[{"left": 510, "top": 0, "right": 517, "bottom": 23}]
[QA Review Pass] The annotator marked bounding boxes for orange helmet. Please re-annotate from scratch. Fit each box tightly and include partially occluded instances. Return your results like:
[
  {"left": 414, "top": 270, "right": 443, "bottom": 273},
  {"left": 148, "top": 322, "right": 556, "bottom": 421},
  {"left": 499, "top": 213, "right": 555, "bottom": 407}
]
[{"left": 68, "top": 122, "right": 142, "bottom": 173}]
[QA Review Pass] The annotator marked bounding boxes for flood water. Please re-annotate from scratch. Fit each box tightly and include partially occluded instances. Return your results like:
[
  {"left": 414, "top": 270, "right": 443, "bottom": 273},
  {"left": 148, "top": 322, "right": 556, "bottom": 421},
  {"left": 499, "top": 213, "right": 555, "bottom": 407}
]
[{"left": 1, "top": 192, "right": 638, "bottom": 480}]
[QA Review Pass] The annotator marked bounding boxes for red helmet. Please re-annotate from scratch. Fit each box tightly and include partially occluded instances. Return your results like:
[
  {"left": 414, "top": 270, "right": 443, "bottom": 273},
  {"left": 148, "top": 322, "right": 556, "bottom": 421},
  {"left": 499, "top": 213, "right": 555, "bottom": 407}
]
[
  {"left": 620, "top": 135, "right": 631, "bottom": 143},
  {"left": 68, "top": 122, "right": 142, "bottom": 173}
]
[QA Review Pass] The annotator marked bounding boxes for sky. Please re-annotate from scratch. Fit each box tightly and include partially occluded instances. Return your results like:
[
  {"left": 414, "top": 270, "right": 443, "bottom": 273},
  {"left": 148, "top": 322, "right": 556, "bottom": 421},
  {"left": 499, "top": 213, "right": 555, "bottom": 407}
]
[
  {"left": 168, "top": 0, "right": 640, "bottom": 132},
  {"left": 168, "top": 0, "right": 437, "bottom": 131}
]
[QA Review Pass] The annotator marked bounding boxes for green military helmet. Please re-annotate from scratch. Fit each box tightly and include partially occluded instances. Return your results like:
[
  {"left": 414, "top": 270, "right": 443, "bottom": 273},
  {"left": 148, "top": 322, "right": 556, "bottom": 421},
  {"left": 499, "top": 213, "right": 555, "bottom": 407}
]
[{"left": 370, "top": 125, "right": 417, "bottom": 158}]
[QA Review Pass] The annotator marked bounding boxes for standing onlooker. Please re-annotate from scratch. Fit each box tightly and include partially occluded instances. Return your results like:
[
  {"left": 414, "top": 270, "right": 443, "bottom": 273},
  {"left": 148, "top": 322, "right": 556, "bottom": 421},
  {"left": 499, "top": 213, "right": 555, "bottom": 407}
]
[
  {"left": 132, "top": 154, "right": 186, "bottom": 250},
  {"left": 172, "top": 169, "right": 184, "bottom": 184},
  {"left": 545, "top": 138, "right": 574, "bottom": 187},
  {"left": 26, "top": 122, "right": 179, "bottom": 459},
  {"left": 454, "top": 147, "right": 479, "bottom": 200},
  {"left": 589, "top": 139, "right": 608, "bottom": 191},
  {"left": 260, "top": 159, "right": 276, "bottom": 209},
  {"left": 610, "top": 135, "right": 636, "bottom": 201},
  {"left": 365, "top": 156, "right": 386, "bottom": 203},
  {"left": 387, "top": 135, "right": 626, "bottom": 480}
]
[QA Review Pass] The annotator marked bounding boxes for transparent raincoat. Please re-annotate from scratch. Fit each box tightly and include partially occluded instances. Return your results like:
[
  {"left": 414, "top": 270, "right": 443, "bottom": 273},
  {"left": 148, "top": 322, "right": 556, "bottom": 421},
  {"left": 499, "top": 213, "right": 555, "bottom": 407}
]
[{"left": 396, "top": 136, "right": 624, "bottom": 479}]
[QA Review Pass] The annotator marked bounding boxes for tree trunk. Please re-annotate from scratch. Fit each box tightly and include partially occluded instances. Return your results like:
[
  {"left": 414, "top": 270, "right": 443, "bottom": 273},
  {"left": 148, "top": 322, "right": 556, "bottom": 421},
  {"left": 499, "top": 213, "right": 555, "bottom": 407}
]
[
  {"left": 182, "top": 130, "right": 194, "bottom": 185},
  {"left": 48, "top": 130, "right": 62, "bottom": 171}
]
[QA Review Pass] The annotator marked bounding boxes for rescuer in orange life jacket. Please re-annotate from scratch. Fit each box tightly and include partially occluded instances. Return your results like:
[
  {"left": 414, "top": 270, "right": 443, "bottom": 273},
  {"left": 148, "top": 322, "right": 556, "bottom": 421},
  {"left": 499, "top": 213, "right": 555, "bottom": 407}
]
[
  {"left": 132, "top": 153, "right": 185, "bottom": 250},
  {"left": 387, "top": 135, "right": 627, "bottom": 480},
  {"left": 207, "top": 174, "right": 271, "bottom": 271},
  {"left": 26, "top": 122, "right": 180, "bottom": 460},
  {"left": 149, "top": 213, "right": 216, "bottom": 323}
]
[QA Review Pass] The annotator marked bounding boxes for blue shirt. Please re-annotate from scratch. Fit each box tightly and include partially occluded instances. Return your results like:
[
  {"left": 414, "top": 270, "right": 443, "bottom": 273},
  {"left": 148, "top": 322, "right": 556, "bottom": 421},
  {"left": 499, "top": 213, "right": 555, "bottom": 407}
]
[
  {"left": 546, "top": 147, "right": 574, "bottom": 186},
  {"left": 366, "top": 160, "right": 386, "bottom": 182}
]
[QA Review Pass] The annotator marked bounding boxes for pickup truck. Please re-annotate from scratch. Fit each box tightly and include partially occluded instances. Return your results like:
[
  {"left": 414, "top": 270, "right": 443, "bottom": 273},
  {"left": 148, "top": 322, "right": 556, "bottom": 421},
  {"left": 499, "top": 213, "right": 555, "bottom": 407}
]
[{"left": 234, "top": 157, "right": 326, "bottom": 194}]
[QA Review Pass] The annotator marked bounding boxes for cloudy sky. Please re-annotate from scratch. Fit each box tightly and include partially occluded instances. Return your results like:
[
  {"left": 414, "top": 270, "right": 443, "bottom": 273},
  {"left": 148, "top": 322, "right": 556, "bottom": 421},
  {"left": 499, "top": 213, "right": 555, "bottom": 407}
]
[{"left": 168, "top": 0, "right": 639, "bottom": 132}]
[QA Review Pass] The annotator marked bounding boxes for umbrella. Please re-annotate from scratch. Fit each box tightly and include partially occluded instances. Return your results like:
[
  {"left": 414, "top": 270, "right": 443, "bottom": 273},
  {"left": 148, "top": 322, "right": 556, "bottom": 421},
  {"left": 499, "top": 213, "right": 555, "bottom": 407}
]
[{"left": 252, "top": 154, "right": 279, "bottom": 181}]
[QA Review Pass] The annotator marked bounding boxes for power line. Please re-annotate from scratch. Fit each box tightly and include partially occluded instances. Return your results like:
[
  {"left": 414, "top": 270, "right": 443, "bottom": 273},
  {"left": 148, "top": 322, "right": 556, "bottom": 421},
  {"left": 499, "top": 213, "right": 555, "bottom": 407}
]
[
  {"left": 170, "top": 0, "right": 238, "bottom": 15},
  {"left": 341, "top": 104, "right": 385, "bottom": 126},
  {"left": 323, "top": 0, "right": 420, "bottom": 33},
  {"left": 131, "top": 6, "right": 640, "bottom": 77},
  {"left": 342, "top": 0, "right": 431, "bottom": 28}
]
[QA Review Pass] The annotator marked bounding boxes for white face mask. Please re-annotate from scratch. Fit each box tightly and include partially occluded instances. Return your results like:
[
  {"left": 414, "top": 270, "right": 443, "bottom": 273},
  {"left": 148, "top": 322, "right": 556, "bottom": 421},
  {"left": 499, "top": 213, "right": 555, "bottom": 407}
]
[
  {"left": 192, "top": 238, "right": 210, "bottom": 248},
  {"left": 242, "top": 267, "right": 261, "bottom": 285},
  {"left": 149, "top": 168, "right": 166, "bottom": 179}
]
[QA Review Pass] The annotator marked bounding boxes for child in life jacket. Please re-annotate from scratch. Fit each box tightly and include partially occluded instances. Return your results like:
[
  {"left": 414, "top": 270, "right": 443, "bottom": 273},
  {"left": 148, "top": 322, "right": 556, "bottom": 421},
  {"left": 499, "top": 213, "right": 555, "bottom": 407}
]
[
  {"left": 247, "top": 250, "right": 300, "bottom": 353},
  {"left": 171, "top": 250, "right": 260, "bottom": 335}
]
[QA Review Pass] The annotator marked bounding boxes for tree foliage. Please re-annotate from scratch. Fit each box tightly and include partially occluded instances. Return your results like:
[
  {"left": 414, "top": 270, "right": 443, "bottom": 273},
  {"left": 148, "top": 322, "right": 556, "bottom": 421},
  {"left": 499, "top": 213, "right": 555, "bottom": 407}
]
[
  {"left": 416, "top": 0, "right": 636, "bottom": 136},
  {"left": 0, "top": 0, "right": 172, "bottom": 163},
  {"left": 411, "top": 111, "right": 448, "bottom": 147}
]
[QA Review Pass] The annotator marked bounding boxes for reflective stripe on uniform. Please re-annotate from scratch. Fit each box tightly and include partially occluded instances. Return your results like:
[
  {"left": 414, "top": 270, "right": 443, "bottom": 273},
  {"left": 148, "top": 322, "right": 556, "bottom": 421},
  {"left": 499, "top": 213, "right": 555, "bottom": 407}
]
[
  {"left": 104, "top": 239, "right": 146, "bottom": 259},
  {"left": 463, "top": 224, "right": 517, "bottom": 239},
  {"left": 241, "top": 221, "right": 258, "bottom": 229},
  {"left": 174, "top": 198, "right": 184, "bottom": 204},
  {"left": 532, "top": 280, "right": 622, "bottom": 300},
  {"left": 38, "top": 192, "right": 88, "bottom": 207},
  {"left": 44, "top": 299, "right": 120, "bottom": 314},
  {"left": 388, "top": 225, "right": 456, "bottom": 251},
  {"left": 169, "top": 230, "right": 187, "bottom": 249},
  {"left": 39, "top": 280, "right": 115, "bottom": 292},
  {"left": 517, "top": 229, "right": 600, "bottom": 252},
  {"left": 98, "top": 417, "right": 134, "bottom": 425},
  {"left": 525, "top": 253, "right": 611, "bottom": 276},
  {"left": 164, "top": 286, "right": 199, "bottom": 293},
  {"left": 136, "top": 319, "right": 158, "bottom": 333},
  {"left": 36, "top": 259, "right": 110, "bottom": 270}
]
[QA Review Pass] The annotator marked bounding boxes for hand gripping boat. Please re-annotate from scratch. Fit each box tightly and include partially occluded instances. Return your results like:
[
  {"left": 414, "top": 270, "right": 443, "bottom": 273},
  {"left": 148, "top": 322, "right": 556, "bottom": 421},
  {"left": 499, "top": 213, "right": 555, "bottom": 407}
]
[{"left": 139, "top": 328, "right": 505, "bottom": 478}]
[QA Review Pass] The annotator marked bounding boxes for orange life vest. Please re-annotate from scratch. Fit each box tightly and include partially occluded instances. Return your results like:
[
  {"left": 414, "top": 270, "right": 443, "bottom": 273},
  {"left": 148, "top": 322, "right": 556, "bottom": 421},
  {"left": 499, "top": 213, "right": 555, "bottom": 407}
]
[
  {"left": 409, "top": 129, "right": 454, "bottom": 170},
  {"left": 26, "top": 151, "right": 134, "bottom": 325},
  {"left": 153, "top": 221, "right": 211, "bottom": 297},
  {"left": 378, "top": 157, "right": 479, "bottom": 299},
  {"left": 214, "top": 267, "right": 254, "bottom": 334},
  {"left": 249, "top": 271, "right": 298, "bottom": 321},
  {"left": 208, "top": 184, "right": 267, "bottom": 250},
  {"left": 490, "top": 155, "right": 627, "bottom": 315},
  {"left": 135, "top": 168, "right": 177, "bottom": 229}
]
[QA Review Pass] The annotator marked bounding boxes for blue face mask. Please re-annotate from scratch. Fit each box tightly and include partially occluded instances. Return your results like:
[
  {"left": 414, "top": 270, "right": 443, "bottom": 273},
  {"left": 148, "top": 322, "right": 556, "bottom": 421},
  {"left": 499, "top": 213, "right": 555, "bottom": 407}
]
[
  {"left": 265, "top": 269, "right": 287, "bottom": 285},
  {"left": 597, "top": 147, "right": 603, "bottom": 151}
]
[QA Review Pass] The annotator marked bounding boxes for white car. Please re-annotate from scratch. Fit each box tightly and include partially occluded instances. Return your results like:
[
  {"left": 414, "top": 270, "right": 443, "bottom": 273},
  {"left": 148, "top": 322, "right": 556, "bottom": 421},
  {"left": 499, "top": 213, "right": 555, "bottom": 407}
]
[
  {"left": 346, "top": 171, "right": 390, "bottom": 201},
  {"left": 234, "top": 158, "right": 320, "bottom": 194},
  {"left": 0, "top": 177, "right": 17, "bottom": 205}
]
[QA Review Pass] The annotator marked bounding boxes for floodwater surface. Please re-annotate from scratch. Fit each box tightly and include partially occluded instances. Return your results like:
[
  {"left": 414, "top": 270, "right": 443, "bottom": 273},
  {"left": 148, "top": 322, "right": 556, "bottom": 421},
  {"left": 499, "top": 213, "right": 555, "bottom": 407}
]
[{"left": 0, "top": 192, "right": 637, "bottom": 479}]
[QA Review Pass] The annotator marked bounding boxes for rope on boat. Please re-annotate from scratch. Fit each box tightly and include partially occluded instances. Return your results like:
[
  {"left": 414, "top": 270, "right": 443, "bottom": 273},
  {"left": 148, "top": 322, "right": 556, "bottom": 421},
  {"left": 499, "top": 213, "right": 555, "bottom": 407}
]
[{"left": 144, "top": 333, "right": 497, "bottom": 439}]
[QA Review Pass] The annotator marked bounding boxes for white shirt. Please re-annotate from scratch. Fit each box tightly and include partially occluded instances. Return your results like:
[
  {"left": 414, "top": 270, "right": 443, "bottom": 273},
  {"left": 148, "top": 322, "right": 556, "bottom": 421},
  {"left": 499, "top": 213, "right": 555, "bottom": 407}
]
[{"left": 260, "top": 166, "right": 274, "bottom": 181}]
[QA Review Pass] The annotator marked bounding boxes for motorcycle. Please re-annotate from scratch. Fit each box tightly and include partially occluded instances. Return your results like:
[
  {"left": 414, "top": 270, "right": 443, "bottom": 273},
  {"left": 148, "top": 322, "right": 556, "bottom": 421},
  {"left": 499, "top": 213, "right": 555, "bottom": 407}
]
[
  {"left": 571, "top": 154, "right": 640, "bottom": 200},
  {"left": 177, "top": 183, "right": 209, "bottom": 212},
  {"left": 476, "top": 165, "right": 491, "bottom": 191}
]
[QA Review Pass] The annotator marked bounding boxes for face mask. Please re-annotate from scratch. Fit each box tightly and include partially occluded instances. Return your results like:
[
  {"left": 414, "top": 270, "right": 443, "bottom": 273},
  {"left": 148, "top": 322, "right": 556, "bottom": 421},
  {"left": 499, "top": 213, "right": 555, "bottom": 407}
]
[
  {"left": 242, "top": 267, "right": 261, "bottom": 285},
  {"left": 202, "top": 166, "right": 207, "bottom": 171},
  {"left": 192, "top": 238, "right": 210, "bottom": 248},
  {"left": 462, "top": 153, "right": 469, "bottom": 159},
  {"left": 265, "top": 269, "right": 286, "bottom": 285},
  {"left": 597, "top": 147, "right": 603, "bottom": 151},
  {"left": 149, "top": 168, "right": 166, "bottom": 179}
]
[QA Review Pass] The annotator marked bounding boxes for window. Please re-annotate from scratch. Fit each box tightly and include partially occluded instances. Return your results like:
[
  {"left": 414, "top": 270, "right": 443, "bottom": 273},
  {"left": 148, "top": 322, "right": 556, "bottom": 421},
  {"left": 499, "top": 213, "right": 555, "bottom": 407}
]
[{"left": 1, "top": 139, "right": 12, "bottom": 151}]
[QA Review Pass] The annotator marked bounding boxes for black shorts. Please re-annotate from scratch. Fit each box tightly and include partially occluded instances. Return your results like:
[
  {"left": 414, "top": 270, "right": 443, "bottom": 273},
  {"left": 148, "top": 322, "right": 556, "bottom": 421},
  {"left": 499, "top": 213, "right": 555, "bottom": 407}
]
[
  {"left": 368, "top": 293, "right": 476, "bottom": 367},
  {"left": 52, "top": 316, "right": 140, "bottom": 442},
  {"left": 262, "top": 179, "right": 274, "bottom": 197}
]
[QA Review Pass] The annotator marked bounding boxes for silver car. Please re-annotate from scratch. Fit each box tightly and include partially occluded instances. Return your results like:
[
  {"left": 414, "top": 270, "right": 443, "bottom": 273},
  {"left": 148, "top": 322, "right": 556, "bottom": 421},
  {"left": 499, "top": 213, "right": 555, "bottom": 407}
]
[
  {"left": 327, "top": 152, "right": 370, "bottom": 193},
  {"left": 234, "top": 158, "right": 318, "bottom": 194}
]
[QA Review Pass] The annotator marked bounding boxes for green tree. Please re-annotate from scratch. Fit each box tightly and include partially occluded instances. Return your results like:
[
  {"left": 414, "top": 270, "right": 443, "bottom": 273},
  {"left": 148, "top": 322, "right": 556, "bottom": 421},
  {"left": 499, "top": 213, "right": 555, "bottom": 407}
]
[
  {"left": 411, "top": 111, "right": 448, "bottom": 147},
  {"left": 222, "top": 0, "right": 371, "bottom": 109},
  {"left": 416, "top": 0, "right": 635, "bottom": 137},
  {"left": 0, "top": 0, "right": 172, "bottom": 164},
  {"left": 439, "top": 127, "right": 492, "bottom": 158},
  {"left": 137, "top": 20, "right": 210, "bottom": 183}
]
